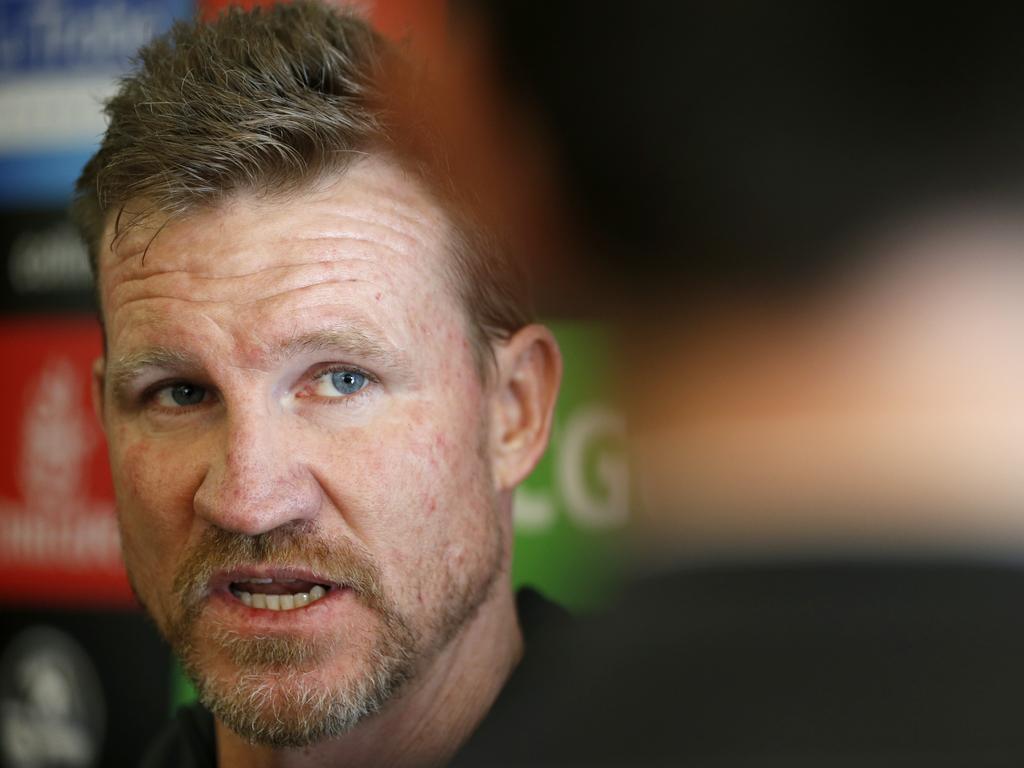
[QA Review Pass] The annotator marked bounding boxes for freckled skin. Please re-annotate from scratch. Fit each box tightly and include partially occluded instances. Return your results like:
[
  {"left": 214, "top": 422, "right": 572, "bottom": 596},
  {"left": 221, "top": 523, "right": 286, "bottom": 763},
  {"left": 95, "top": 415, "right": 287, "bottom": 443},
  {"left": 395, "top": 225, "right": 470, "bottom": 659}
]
[{"left": 97, "top": 157, "right": 516, "bottom": 754}]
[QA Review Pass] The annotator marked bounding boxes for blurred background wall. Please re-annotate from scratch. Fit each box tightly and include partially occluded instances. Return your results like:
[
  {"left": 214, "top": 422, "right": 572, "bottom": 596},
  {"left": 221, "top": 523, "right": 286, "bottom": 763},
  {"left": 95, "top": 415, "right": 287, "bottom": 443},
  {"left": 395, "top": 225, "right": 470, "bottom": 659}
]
[{"left": 0, "top": 2, "right": 626, "bottom": 765}]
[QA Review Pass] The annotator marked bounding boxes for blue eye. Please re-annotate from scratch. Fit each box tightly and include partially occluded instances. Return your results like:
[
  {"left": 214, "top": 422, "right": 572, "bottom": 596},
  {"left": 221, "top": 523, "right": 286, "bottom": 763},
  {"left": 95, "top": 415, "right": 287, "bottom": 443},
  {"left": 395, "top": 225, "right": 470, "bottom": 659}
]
[
  {"left": 171, "top": 384, "right": 204, "bottom": 405},
  {"left": 156, "top": 383, "right": 206, "bottom": 407},
  {"left": 329, "top": 370, "right": 367, "bottom": 395},
  {"left": 307, "top": 368, "right": 372, "bottom": 401}
]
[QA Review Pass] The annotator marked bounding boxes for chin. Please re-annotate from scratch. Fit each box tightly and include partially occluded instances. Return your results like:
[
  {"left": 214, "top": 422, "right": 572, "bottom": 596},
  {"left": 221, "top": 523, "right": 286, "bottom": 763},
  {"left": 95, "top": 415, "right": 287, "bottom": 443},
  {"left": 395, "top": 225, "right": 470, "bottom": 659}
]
[
  {"left": 179, "top": 619, "right": 419, "bottom": 747},
  {"left": 198, "top": 663, "right": 405, "bottom": 747}
]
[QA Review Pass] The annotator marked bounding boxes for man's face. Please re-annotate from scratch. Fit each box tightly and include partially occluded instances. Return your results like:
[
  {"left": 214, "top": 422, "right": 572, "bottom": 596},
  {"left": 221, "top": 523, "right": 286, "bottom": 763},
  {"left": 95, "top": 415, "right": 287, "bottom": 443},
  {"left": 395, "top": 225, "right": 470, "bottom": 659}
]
[{"left": 96, "top": 157, "right": 508, "bottom": 745}]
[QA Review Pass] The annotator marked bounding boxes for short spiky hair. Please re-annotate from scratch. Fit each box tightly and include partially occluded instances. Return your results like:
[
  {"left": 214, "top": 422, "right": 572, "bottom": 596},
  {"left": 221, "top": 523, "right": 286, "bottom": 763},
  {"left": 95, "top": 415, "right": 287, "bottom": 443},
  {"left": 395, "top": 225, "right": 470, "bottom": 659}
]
[{"left": 73, "top": 0, "right": 530, "bottom": 370}]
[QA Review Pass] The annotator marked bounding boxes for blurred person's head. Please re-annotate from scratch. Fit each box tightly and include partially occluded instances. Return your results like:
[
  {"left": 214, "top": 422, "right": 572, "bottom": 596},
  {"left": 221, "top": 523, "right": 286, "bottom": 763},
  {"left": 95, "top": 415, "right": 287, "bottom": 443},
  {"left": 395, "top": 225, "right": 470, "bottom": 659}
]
[
  {"left": 451, "top": 2, "right": 1024, "bottom": 557},
  {"left": 628, "top": 217, "right": 1024, "bottom": 556},
  {"left": 74, "top": 1, "right": 560, "bottom": 761}
]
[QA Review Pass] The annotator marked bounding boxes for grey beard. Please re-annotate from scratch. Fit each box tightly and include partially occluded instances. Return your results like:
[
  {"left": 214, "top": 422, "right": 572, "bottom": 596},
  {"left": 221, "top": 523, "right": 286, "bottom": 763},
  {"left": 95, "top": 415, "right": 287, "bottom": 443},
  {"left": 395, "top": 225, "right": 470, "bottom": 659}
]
[
  {"left": 180, "top": 610, "right": 417, "bottom": 747},
  {"left": 152, "top": 512, "right": 505, "bottom": 748},
  {"left": 163, "top": 524, "right": 419, "bottom": 747}
]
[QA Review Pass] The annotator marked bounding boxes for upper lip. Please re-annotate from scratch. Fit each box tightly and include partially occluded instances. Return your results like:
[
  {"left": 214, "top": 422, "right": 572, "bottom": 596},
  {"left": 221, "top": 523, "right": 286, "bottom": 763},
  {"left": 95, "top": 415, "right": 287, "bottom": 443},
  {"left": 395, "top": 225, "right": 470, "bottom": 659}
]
[{"left": 209, "top": 568, "right": 339, "bottom": 593}]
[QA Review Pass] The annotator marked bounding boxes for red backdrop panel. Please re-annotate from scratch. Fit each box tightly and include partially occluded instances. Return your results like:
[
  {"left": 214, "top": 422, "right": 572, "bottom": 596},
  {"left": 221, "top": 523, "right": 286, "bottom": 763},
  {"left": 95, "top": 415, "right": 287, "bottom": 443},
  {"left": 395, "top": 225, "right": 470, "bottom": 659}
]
[
  {"left": 197, "top": 0, "right": 446, "bottom": 56},
  {"left": 0, "top": 317, "right": 135, "bottom": 608}
]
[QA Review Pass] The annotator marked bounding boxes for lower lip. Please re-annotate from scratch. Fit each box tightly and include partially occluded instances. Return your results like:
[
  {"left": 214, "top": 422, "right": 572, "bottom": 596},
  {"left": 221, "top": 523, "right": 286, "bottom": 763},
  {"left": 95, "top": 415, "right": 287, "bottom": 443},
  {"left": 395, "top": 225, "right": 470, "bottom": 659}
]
[{"left": 205, "top": 586, "right": 356, "bottom": 631}]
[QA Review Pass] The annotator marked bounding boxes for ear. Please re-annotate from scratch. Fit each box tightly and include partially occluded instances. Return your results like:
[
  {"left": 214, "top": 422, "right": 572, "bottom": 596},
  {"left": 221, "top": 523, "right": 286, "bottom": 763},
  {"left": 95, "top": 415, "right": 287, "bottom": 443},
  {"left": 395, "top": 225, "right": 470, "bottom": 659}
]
[
  {"left": 91, "top": 356, "right": 107, "bottom": 431},
  {"left": 489, "top": 324, "right": 562, "bottom": 490}
]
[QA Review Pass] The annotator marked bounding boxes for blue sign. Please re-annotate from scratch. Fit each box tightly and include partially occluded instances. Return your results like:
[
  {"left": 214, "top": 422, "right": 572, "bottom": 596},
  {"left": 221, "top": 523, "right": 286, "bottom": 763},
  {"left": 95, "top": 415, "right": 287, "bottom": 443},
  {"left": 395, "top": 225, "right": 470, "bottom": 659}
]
[{"left": 0, "top": 0, "right": 193, "bottom": 207}]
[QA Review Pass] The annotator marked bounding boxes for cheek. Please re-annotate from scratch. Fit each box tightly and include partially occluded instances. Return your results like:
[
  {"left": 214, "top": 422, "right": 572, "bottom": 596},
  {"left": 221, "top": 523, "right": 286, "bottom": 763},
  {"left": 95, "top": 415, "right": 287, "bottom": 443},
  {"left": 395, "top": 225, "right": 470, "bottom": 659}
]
[
  {"left": 381, "top": 416, "right": 495, "bottom": 581},
  {"left": 109, "top": 429, "right": 202, "bottom": 574},
  {"left": 341, "top": 424, "right": 455, "bottom": 534},
  {"left": 328, "top": 395, "right": 492, "bottom": 548}
]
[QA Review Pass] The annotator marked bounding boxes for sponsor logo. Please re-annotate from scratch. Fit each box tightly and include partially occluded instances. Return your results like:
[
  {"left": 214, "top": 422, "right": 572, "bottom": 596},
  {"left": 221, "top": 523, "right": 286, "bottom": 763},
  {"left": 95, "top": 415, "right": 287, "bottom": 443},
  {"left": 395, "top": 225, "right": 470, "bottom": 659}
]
[
  {"left": 0, "top": 0, "right": 172, "bottom": 75},
  {"left": 515, "top": 402, "right": 629, "bottom": 533},
  {"left": 0, "top": 356, "right": 119, "bottom": 571},
  {"left": 0, "top": 626, "right": 105, "bottom": 768},
  {"left": 8, "top": 223, "right": 93, "bottom": 295}
]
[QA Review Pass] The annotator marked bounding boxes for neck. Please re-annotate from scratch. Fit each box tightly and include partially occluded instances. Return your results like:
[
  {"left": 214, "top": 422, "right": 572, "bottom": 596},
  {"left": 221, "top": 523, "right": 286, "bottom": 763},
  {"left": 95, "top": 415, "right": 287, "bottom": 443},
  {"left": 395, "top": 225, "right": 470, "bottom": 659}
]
[{"left": 215, "top": 584, "right": 523, "bottom": 768}]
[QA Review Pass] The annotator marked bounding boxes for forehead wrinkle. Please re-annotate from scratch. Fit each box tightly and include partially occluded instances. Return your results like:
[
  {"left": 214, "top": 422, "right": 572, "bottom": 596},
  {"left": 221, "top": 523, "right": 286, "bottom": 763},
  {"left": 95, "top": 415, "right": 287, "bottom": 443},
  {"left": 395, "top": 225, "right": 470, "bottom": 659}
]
[
  {"left": 101, "top": 155, "right": 449, "bottom": 270},
  {"left": 305, "top": 206, "right": 446, "bottom": 248},
  {"left": 103, "top": 240, "right": 425, "bottom": 309},
  {"left": 104, "top": 247, "right": 383, "bottom": 290},
  {"left": 116, "top": 253, "right": 376, "bottom": 280},
  {"left": 103, "top": 210, "right": 430, "bottom": 283},
  {"left": 107, "top": 270, "right": 380, "bottom": 319}
]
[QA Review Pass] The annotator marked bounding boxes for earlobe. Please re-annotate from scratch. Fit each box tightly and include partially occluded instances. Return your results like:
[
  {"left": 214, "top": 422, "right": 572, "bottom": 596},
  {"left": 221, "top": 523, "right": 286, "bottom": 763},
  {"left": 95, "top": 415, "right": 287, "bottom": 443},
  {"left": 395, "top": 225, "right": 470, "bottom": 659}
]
[
  {"left": 91, "top": 356, "right": 107, "bottom": 431},
  {"left": 490, "top": 324, "right": 563, "bottom": 490}
]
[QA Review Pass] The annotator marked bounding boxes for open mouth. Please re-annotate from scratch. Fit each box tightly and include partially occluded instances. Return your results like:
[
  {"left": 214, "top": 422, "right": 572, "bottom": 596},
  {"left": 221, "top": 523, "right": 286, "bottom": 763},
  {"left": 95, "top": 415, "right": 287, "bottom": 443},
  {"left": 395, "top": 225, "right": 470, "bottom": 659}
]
[{"left": 229, "top": 578, "right": 335, "bottom": 612}]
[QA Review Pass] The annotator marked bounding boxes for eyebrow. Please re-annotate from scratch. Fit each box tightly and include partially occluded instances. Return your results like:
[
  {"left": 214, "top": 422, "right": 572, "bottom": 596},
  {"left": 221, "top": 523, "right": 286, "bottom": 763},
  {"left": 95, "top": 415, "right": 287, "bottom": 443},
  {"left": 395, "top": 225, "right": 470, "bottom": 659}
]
[
  {"left": 277, "top": 327, "right": 400, "bottom": 366},
  {"left": 107, "top": 325, "right": 406, "bottom": 404},
  {"left": 108, "top": 347, "right": 201, "bottom": 404}
]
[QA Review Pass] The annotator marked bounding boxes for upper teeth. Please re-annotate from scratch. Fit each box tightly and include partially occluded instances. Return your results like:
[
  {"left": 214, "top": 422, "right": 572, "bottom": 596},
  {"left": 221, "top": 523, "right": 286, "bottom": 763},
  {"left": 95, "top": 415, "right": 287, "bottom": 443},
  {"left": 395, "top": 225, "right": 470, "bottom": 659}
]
[{"left": 232, "top": 584, "right": 328, "bottom": 611}]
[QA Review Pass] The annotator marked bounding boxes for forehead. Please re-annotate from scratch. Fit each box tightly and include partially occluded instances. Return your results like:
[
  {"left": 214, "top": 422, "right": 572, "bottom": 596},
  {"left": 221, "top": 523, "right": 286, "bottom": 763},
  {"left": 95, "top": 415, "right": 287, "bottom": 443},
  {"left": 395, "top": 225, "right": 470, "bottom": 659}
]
[
  {"left": 100, "top": 156, "right": 452, "bottom": 292},
  {"left": 98, "top": 157, "right": 465, "bottom": 357}
]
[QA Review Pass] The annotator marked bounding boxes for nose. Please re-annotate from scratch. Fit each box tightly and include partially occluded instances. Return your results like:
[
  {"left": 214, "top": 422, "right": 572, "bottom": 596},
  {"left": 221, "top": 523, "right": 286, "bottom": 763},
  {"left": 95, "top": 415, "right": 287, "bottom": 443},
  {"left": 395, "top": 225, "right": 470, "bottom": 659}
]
[{"left": 192, "top": 411, "right": 321, "bottom": 536}]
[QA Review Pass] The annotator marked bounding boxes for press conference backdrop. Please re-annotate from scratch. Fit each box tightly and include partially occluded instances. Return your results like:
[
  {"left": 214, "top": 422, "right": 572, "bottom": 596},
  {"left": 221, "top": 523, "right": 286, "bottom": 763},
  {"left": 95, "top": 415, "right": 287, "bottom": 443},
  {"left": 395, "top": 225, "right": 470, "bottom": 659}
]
[{"left": 0, "top": 1, "right": 626, "bottom": 765}]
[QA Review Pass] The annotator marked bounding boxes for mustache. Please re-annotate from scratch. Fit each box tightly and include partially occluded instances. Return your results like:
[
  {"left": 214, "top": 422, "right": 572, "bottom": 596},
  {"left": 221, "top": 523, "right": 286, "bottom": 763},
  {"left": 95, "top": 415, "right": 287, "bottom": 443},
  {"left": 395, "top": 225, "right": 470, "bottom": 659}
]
[{"left": 172, "top": 523, "right": 386, "bottom": 616}]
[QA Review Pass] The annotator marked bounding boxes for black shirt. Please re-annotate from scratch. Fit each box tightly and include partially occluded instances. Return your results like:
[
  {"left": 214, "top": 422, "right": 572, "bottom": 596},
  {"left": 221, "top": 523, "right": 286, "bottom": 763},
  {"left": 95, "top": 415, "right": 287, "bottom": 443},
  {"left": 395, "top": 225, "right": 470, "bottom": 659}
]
[{"left": 454, "top": 558, "right": 1024, "bottom": 767}]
